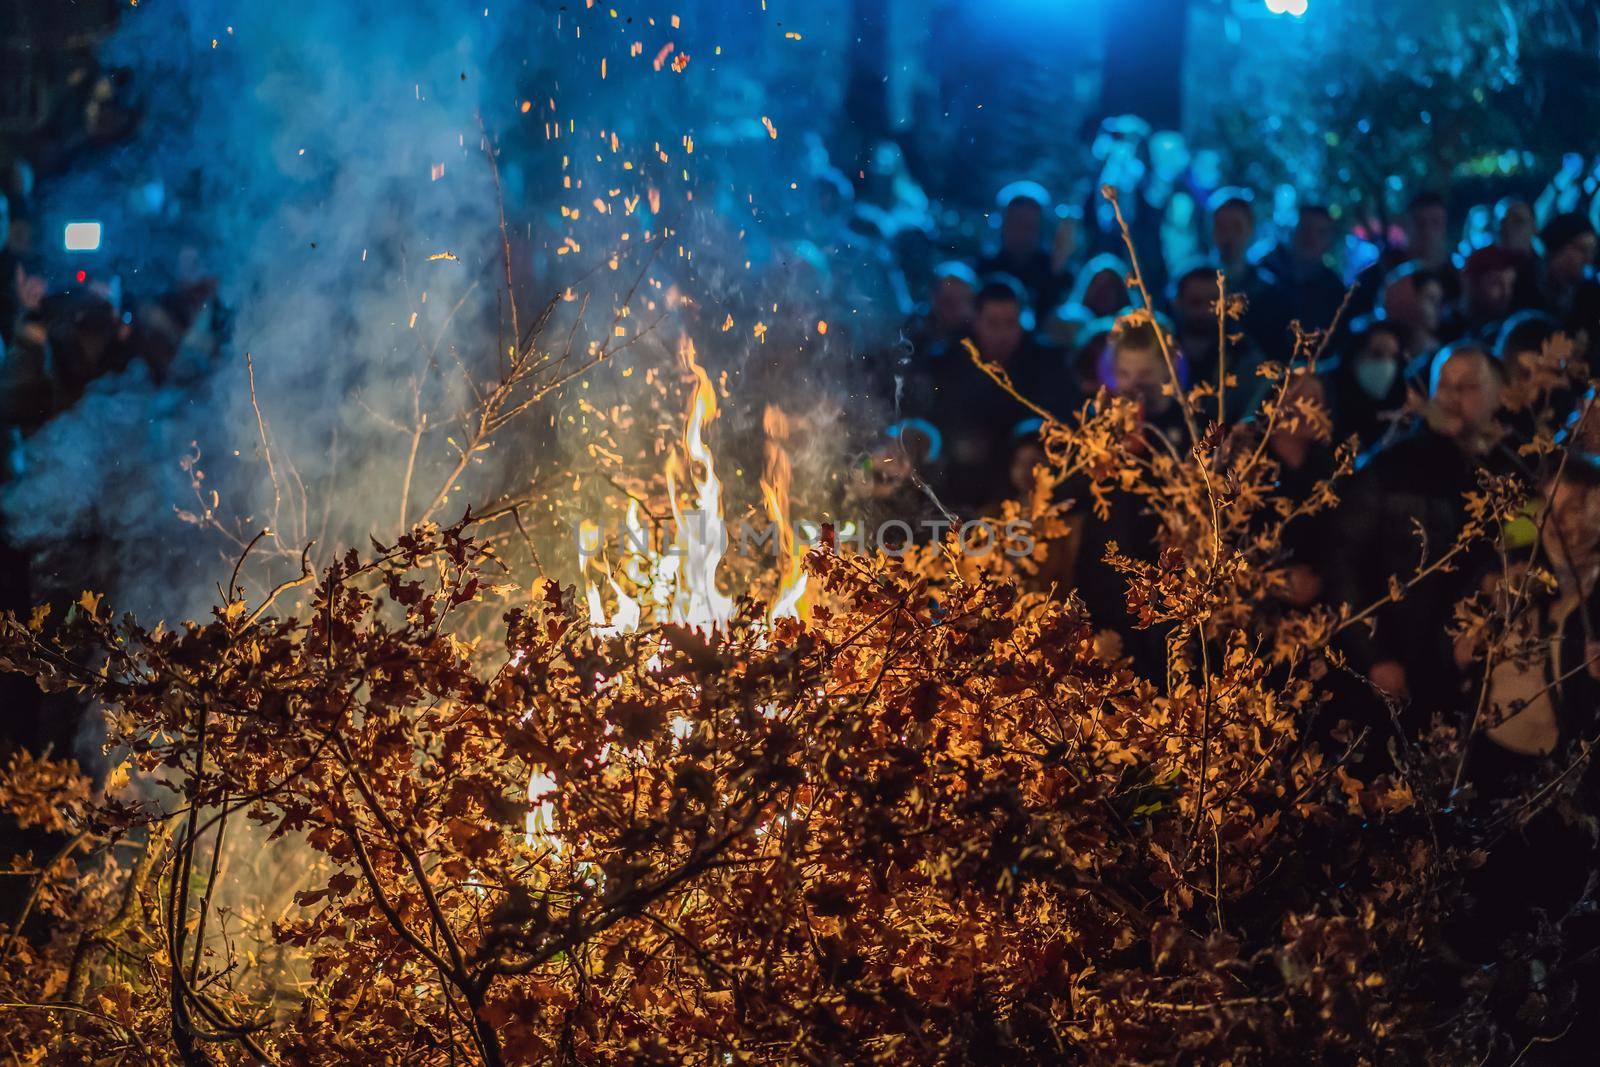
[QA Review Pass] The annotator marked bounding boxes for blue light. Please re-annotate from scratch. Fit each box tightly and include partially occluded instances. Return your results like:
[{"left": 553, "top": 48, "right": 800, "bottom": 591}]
[
  {"left": 1264, "top": 0, "right": 1308, "bottom": 15},
  {"left": 63, "top": 221, "right": 104, "bottom": 253}
]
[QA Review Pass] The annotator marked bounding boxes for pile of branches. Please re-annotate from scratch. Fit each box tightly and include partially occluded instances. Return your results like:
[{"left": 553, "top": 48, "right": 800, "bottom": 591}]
[{"left": 1, "top": 223, "right": 1597, "bottom": 1063}]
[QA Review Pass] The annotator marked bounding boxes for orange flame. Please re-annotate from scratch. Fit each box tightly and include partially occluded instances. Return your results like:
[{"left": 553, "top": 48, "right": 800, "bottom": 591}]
[{"left": 760, "top": 405, "right": 808, "bottom": 621}]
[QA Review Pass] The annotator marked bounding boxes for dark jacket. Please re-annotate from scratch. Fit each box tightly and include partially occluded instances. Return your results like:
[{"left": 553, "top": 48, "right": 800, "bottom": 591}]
[
  {"left": 1334, "top": 426, "right": 1520, "bottom": 725},
  {"left": 925, "top": 338, "right": 1074, "bottom": 513}
]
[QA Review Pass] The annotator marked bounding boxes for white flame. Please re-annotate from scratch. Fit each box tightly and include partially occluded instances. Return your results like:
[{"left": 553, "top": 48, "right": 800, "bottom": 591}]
[{"left": 524, "top": 769, "right": 559, "bottom": 851}]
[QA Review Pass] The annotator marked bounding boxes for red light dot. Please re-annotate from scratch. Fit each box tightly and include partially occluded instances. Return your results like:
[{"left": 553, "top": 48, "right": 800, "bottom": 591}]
[{"left": 76, "top": 270, "right": 87, "bottom": 283}]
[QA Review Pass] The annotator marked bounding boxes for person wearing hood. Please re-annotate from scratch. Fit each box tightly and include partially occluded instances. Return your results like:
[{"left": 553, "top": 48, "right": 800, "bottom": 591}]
[{"left": 1043, "top": 252, "right": 1131, "bottom": 351}]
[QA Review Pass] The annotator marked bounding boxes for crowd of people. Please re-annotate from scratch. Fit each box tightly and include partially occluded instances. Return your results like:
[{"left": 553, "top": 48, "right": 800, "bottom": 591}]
[
  {"left": 3, "top": 111, "right": 1600, "bottom": 791},
  {"left": 794, "top": 122, "right": 1600, "bottom": 798}
]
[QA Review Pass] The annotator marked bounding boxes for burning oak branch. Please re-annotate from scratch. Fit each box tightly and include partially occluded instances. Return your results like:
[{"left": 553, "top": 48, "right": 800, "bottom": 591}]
[{"left": 1, "top": 202, "right": 1599, "bottom": 1064}]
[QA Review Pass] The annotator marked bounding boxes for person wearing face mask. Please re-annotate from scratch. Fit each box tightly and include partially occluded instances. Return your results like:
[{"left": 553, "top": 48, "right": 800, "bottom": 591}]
[
  {"left": 1331, "top": 320, "right": 1410, "bottom": 452},
  {"left": 1334, "top": 344, "right": 1519, "bottom": 726}
]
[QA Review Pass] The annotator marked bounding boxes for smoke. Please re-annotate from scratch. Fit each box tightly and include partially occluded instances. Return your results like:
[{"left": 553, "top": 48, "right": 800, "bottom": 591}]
[
  {"left": 3, "top": 0, "right": 903, "bottom": 631},
  {"left": 3, "top": 1, "right": 524, "bottom": 620}
]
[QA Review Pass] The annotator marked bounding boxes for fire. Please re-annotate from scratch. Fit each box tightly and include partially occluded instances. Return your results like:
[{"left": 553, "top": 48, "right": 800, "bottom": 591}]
[
  {"left": 663, "top": 336, "right": 735, "bottom": 631},
  {"left": 583, "top": 333, "right": 783, "bottom": 637},
  {"left": 551, "top": 340, "right": 751, "bottom": 845},
  {"left": 761, "top": 404, "right": 808, "bottom": 622}
]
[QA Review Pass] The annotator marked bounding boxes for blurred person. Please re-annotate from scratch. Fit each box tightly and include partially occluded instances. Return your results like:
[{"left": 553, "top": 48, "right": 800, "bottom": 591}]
[
  {"left": 1209, "top": 190, "right": 1258, "bottom": 284},
  {"left": 1, "top": 162, "right": 36, "bottom": 263},
  {"left": 1493, "top": 197, "right": 1544, "bottom": 311},
  {"left": 1207, "top": 189, "right": 1289, "bottom": 356},
  {"left": 1005, "top": 424, "right": 1049, "bottom": 501},
  {"left": 1460, "top": 202, "right": 1493, "bottom": 256},
  {"left": 1330, "top": 319, "right": 1410, "bottom": 452},
  {"left": 1337, "top": 344, "right": 1515, "bottom": 717},
  {"left": 1067, "top": 317, "right": 1179, "bottom": 679},
  {"left": 1403, "top": 191, "right": 1458, "bottom": 297},
  {"left": 1493, "top": 310, "right": 1580, "bottom": 463},
  {"left": 1465, "top": 458, "right": 1600, "bottom": 767},
  {"left": 927, "top": 277, "right": 1061, "bottom": 510},
  {"left": 1068, "top": 315, "right": 1117, "bottom": 401},
  {"left": 1495, "top": 310, "right": 1560, "bottom": 388},
  {"left": 1083, "top": 115, "right": 1157, "bottom": 269},
  {"left": 1535, "top": 212, "right": 1600, "bottom": 353},
  {"left": 1260, "top": 372, "right": 1339, "bottom": 609},
  {"left": 0, "top": 193, "right": 34, "bottom": 350},
  {"left": 984, "top": 421, "right": 1075, "bottom": 589},
  {"left": 1147, "top": 131, "right": 1204, "bottom": 274},
  {"left": 859, "top": 140, "right": 932, "bottom": 240},
  {"left": 971, "top": 277, "right": 1029, "bottom": 367},
  {"left": 1427, "top": 343, "right": 1508, "bottom": 456},
  {"left": 1445, "top": 457, "right": 1600, "bottom": 978},
  {"left": 979, "top": 181, "right": 1070, "bottom": 313},
  {"left": 805, "top": 167, "right": 911, "bottom": 333},
  {"left": 1101, "top": 316, "right": 1187, "bottom": 443},
  {"left": 1494, "top": 196, "right": 1536, "bottom": 257},
  {"left": 848, "top": 420, "right": 944, "bottom": 534},
  {"left": 1440, "top": 245, "right": 1519, "bottom": 344},
  {"left": 1352, "top": 191, "right": 1460, "bottom": 317},
  {"left": 1258, "top": 204, "right": 1347, "bottom": 350},
  {"left": 906, "top": 261, "right": 978, "bottom": 358},
  {"left": 1170, "top": 263, "right": 1262, "bottom": 421},
  {"left": 895, "top": 262, "right": 978, "bottom": 428},
  {"left": 1045, "top": 253, "right": 1130, "bottom": 350},
  {"left": 44, "top": 290, "right": 132, "bottom": 407},
  {"left": 1065, "top": 254, "right": 1131, "bottom": 319},
  {"left": 1379, "top": 261, "right": 1445, "bottom": 356},
  {"left": 0, "top": 192, "right": 49, "bottom": 434}
]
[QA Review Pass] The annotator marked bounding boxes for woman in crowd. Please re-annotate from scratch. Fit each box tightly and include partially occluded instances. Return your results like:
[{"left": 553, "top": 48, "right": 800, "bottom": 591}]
[{"left": 1330, "top": 319, "right": 1411, "bottom": 453}]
